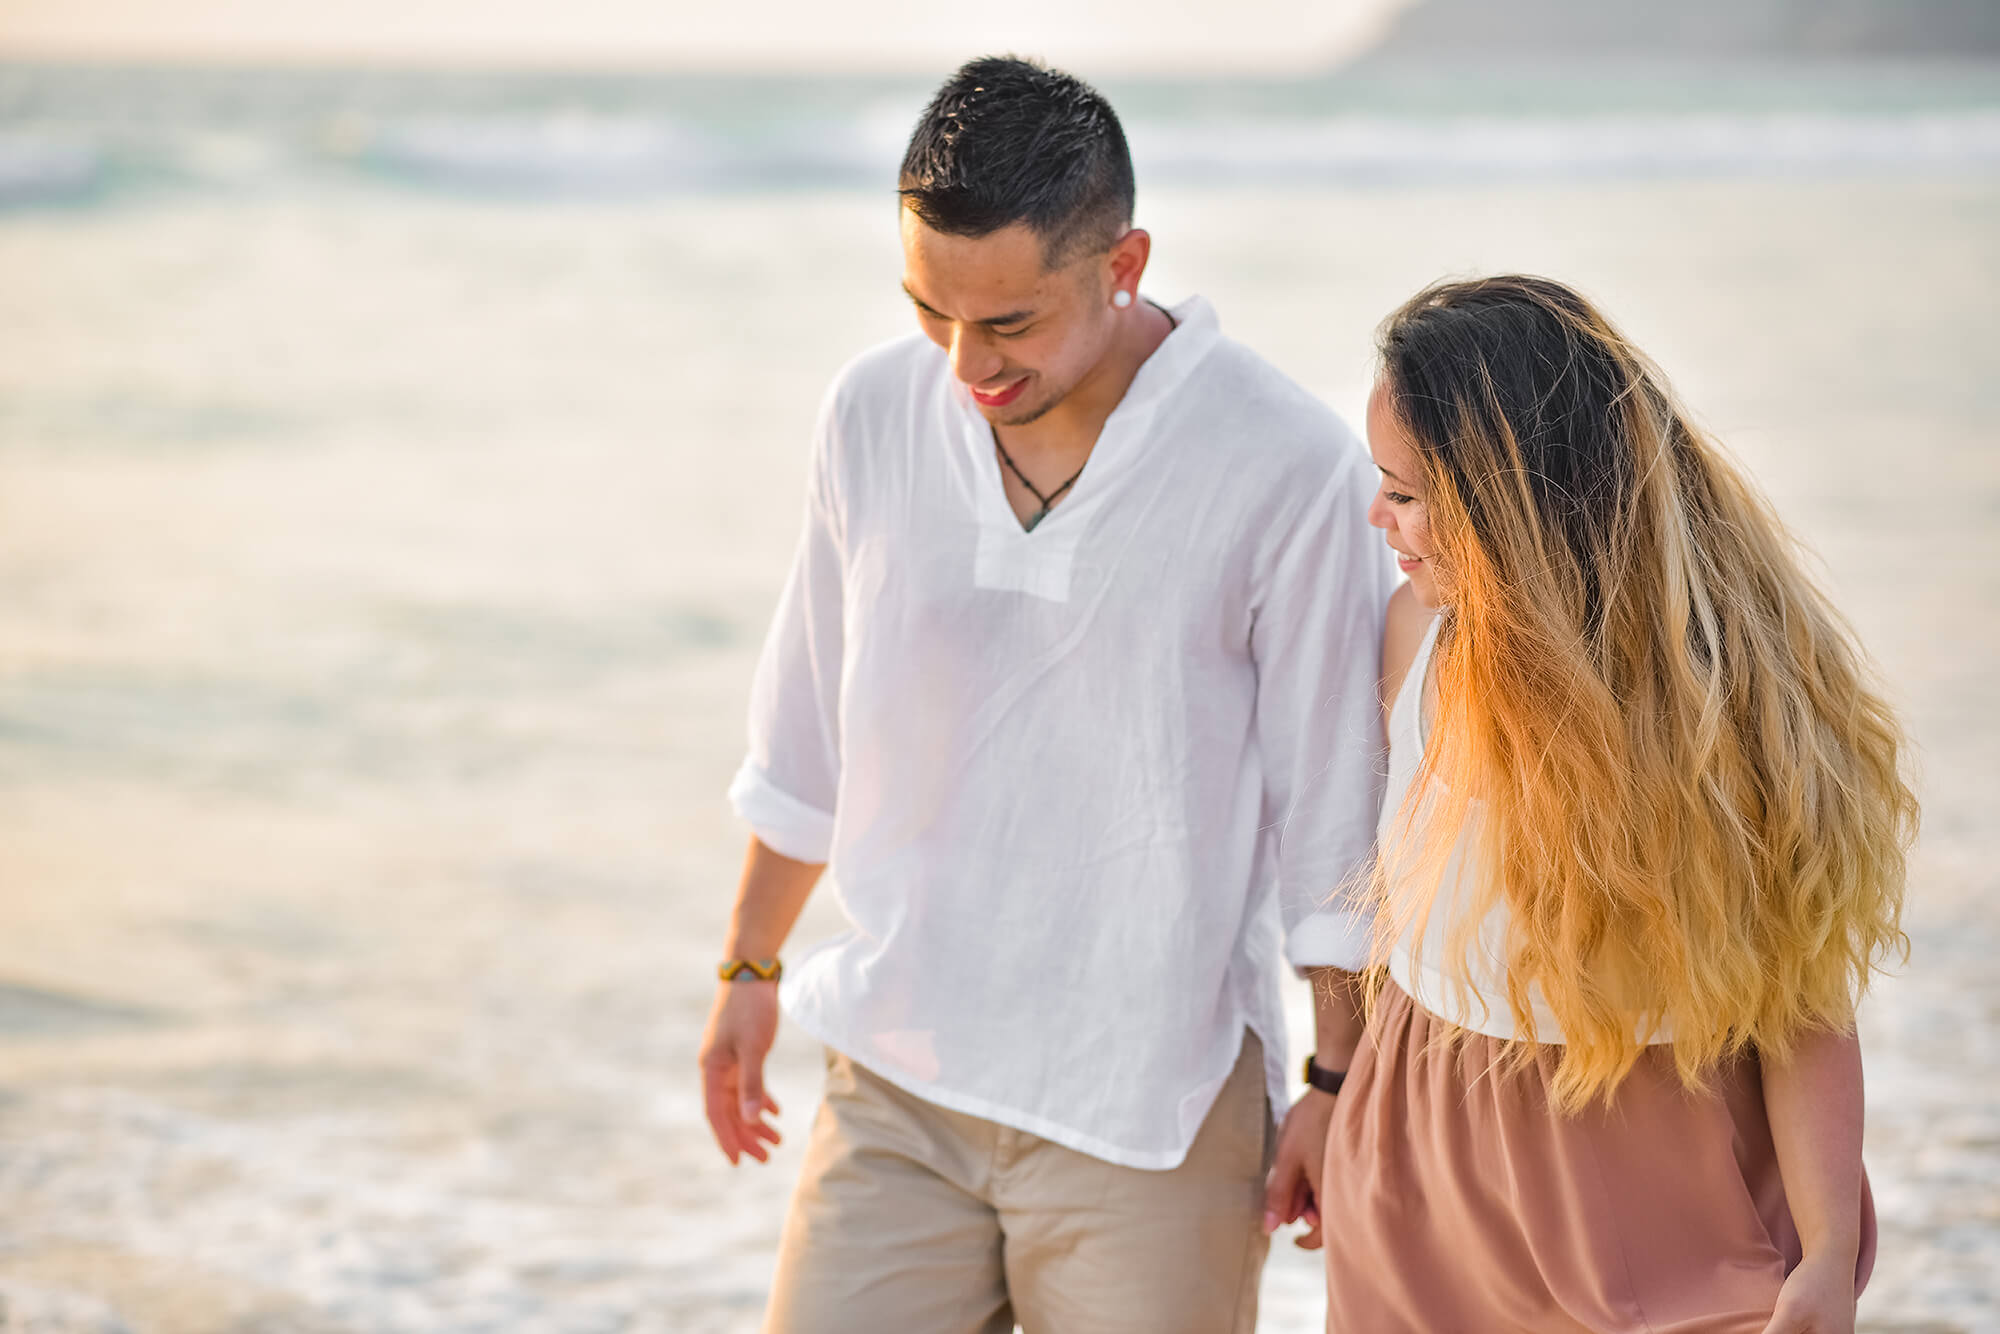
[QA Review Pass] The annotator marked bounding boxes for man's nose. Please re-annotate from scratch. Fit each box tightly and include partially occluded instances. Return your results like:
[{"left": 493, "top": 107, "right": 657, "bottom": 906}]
[{"left": 949, "top": 326, "right": 1002, "bottom": 386}]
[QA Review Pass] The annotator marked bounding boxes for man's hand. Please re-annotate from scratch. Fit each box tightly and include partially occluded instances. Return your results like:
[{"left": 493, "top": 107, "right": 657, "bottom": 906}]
[
  {"left": 698, "top": 979, "right": 783, "bottom": 1165},
  {"left": 1759, "top": 1252, "right": 1858, "bottom": 1334},
  {"left": 1263, "top": 1088, "right": 1338, "bottom": 1249}
]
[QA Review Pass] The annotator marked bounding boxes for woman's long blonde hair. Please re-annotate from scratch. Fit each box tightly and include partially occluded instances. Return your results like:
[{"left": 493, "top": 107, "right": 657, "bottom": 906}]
[{"left": 1371, "top": 275, "right": 1917, "bottom": 1111}]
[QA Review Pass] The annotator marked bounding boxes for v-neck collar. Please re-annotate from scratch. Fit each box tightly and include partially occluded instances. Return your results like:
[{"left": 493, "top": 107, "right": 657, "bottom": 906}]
[{"left": 952, "top": 295, "right": 1221, "bottom": 539}]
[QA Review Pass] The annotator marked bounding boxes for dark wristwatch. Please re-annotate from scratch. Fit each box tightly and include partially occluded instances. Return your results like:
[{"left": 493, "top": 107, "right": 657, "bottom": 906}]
[{"left": 1302, "top": 1056, "right": 1346, "bottom": 1096}]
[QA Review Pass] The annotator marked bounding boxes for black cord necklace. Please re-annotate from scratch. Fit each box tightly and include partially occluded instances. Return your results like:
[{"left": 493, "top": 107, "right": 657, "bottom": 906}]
[
  {"left": 993, "top": 436, "right": 1086, "bottom": 532},
  {"left": 988, "top": 301, "right": 1176, "bottom": 533}
]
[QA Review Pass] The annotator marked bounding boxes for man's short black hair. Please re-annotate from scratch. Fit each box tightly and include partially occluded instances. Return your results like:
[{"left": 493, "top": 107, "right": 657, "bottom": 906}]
[{"left": 899, "top": 56, "right": 1135, "bottom": 268}]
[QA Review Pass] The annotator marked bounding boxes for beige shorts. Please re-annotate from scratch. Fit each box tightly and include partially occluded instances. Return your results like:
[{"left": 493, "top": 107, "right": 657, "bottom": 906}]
[{"left": 763, "top": 1031, "right": 1273, "bottom": 1334}]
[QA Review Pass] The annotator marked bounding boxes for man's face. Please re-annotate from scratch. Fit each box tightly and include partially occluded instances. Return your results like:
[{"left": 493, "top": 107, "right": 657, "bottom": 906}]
[{"left": 899, "top": 208, "right": 1116, "bottom": 428}]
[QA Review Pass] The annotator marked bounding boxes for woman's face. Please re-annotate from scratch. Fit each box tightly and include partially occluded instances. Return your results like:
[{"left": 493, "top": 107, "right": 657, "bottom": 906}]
[{"left": 1365, "top": 376, "right": 1444, "bottom": 609}]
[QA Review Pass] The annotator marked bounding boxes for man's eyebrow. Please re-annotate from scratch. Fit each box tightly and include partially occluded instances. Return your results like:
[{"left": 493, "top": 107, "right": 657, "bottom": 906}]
[{"left": 900, "top": 284, "right": 1034, "bottom": 327}]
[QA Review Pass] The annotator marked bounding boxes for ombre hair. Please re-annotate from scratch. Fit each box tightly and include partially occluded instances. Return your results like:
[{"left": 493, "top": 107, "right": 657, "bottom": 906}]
[{"left": 1370, "top": 275, "right": 1916, "bottom": 1111}]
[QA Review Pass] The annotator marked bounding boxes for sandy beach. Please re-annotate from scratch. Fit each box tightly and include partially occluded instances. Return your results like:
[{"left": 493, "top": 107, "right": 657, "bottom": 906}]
[{"left": 1, "top": 177, "right": 1996, "bottom": 1331}]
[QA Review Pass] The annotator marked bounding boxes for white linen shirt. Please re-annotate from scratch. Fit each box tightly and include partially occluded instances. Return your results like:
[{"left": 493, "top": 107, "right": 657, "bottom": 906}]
[{"left": 730, "top": 296, "right": 1394, "bottom": 1169}]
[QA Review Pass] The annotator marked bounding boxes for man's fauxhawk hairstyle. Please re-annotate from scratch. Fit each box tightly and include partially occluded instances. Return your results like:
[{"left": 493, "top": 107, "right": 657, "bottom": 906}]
[{"left": 899, "top": 56, "right": 1135, "bottom": 268}]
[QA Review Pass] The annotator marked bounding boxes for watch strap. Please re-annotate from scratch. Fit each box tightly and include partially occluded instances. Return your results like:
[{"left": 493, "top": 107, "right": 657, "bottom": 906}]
[{"left": 1302, "top": 1055, "right": 1346, "bottom": 1095}]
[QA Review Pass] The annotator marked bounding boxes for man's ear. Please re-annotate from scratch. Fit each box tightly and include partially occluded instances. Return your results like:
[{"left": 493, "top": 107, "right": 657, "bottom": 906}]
[{"left": 1105, "top": 227, "right": 1152, "bottom": 300}]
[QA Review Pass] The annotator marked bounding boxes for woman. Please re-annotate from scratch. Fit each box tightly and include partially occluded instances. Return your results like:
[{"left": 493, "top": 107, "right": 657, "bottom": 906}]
[{"left": 1323, "top": 276, "right": 1916, "bottom": 1333}]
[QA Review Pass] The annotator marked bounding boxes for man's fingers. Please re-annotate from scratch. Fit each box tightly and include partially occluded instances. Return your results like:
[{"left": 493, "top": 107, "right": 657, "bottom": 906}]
[
  {"left": 1262, "top": 1155, "right": 1302, "bottom": 1231},
  {"left": 731, "top": 1091, "right": 770, "bottom": 1160},
  {"left": 1294, "top": 1221, "right": 1324, "bottom": 1251},
  {"left": 738, "top": 1051, "right": 778, "bottom": 1126},
  {"left": 701, "top": 1075, "right": 743, "bottom": 1165},
  {"left": 708, "top": 1116, "right": 740, "bottom": 1164}
]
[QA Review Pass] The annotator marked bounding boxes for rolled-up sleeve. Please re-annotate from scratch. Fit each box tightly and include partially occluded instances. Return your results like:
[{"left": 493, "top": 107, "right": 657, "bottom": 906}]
[
  {"left": 728, "top": 390, "right": 846, "bottom": 865},
  {"left": 1251, "top": 450, "right": 1397, "bottom": 972}
]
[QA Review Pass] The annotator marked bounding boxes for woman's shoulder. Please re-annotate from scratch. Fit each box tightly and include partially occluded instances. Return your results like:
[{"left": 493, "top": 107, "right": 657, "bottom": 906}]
[{"left": 1379, "top": 583, "right": 1438, "bottom": 715}]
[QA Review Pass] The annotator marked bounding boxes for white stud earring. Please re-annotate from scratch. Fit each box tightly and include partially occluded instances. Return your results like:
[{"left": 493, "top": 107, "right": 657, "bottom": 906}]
[{"left": 1111, "top": 289, "right": 1132, "bottom": 309}]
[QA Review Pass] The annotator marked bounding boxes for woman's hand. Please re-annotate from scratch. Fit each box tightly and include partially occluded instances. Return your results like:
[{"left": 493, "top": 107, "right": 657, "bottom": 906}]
[{"left": 1760, "top": 1252, "right": 1858, "bottom": 1334}]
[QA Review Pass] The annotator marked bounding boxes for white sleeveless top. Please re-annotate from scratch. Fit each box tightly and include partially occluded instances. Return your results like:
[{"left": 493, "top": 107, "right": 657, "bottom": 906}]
[{"left": 1380, "top": 615, "right": 1671, "bottom": 1046}]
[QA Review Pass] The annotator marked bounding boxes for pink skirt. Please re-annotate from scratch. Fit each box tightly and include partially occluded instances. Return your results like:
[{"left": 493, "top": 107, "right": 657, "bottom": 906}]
[{"left": 1322, "top": 980, "right": 1875, "bottom": 1333}]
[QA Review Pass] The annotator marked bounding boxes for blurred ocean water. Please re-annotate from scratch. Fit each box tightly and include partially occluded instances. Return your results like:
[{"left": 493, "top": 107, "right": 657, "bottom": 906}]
[
  {"left": 1, "top": 62, "right": 1998, "bottom": 1334},
  {"left": 5, "top": 62, "right": 2000, "bottom": 206}
]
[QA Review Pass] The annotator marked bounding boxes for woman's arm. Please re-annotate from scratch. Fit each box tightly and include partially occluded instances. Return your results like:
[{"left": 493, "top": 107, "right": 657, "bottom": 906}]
[
  {"left": 1378, "top": 582, "right": 1434, "bottom": 724},
  {"left": 1759, "top": 1026, "right": 1866, "bottom": 1334}
]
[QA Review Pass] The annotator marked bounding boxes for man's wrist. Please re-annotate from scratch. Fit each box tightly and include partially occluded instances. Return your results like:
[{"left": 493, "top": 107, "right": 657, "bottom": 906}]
[
  {"left": 717, "top": 958, "right": 783, "bottom": 982},
  {"left": 1302, "top": 1055, "right": 1346, "bottom": 1096}
]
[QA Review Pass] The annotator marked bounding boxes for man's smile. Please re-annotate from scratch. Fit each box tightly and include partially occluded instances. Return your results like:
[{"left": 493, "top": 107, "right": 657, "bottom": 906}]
[{"left": 970, "top": 375, "right": 1030, "bottom": 408}]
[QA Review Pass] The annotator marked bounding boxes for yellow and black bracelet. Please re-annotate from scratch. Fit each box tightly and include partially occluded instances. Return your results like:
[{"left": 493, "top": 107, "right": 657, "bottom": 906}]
[{"left": 718, "top": 958, "right": 783, "bottom": 982}]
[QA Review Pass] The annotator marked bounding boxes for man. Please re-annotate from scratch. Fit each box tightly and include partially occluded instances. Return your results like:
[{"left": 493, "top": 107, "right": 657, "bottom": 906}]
[{"left": 698, "top": 56, "right": 1393, "bottom": 1333}]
